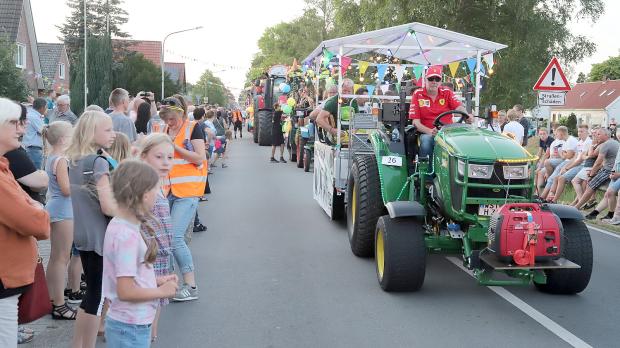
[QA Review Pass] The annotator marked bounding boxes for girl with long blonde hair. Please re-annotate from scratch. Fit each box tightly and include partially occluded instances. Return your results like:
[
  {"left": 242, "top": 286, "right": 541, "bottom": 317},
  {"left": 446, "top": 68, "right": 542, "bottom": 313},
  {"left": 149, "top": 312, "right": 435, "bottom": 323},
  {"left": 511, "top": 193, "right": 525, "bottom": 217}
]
[{"left": 68, "top": 111, "right": 117, "bottom": 348}]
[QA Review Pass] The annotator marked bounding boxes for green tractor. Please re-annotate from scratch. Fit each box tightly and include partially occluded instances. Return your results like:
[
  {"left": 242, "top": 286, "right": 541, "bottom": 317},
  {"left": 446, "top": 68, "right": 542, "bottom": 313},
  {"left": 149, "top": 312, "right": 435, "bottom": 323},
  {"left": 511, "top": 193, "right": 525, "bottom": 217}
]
[
  {"left": 253, "top": 65, "right": 288, "bottom": 146},
  {"left": 347, "top": 106, "right": 592, "bottom": 293},
  {"left": 304, "top": 22, "right": 592, "bottom": 294}
]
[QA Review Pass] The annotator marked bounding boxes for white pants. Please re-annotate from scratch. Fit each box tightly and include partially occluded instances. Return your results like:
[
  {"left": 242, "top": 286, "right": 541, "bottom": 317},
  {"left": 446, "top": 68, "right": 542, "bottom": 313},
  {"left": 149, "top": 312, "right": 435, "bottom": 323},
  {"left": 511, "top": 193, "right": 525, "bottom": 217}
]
[{"left": 0, "top": 294, "right": 19, "bottom": 348}]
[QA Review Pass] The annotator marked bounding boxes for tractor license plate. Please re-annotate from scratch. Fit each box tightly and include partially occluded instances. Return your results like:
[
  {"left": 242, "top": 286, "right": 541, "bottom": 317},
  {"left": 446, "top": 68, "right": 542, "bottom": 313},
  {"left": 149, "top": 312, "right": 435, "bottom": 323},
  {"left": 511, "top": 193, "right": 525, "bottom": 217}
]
[
  {"left": 478, "top": 204, "right": 501, "bottom": 216},
  {"left": 381, "top": 156, "right": 402, "bottom": 167}
]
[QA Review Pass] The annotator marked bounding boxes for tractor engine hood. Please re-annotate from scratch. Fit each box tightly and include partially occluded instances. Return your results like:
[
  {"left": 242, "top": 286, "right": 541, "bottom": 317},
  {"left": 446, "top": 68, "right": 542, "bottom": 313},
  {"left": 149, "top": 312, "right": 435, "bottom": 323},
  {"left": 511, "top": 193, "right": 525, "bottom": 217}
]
[{"left": 438, "top": 126, "right": 533, "bottom": 162}]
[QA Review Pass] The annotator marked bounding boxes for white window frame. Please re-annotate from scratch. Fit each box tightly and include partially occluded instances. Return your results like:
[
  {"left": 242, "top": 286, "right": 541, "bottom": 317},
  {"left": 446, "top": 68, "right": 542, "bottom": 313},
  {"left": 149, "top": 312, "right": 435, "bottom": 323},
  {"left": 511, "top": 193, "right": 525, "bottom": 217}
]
[
  {"left": 59, "top": 63, "right": 65, "bottom": 79},
  {"left": 15, "top": 43, "right": 26, "bottom": 69}
]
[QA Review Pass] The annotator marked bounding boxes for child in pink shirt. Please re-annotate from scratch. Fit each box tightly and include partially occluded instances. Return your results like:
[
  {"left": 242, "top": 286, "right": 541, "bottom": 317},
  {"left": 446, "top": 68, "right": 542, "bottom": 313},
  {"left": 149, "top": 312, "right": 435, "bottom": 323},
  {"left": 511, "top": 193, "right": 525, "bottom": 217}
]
[{"left": 102, "top": 160, "right": 177, "bottom": 347}]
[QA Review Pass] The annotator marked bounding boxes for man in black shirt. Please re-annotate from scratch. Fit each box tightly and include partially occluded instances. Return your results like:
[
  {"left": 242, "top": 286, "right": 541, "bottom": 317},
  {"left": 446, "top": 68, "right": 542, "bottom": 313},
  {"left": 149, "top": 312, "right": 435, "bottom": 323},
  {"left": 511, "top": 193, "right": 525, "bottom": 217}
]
[{"left": 514, "top": 104, "right": 530, "bottom": 146}]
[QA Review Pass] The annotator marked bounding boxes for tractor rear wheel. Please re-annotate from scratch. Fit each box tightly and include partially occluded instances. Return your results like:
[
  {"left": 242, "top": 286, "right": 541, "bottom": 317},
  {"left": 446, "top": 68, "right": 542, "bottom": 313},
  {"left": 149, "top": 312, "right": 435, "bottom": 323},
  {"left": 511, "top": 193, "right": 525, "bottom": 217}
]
[
  {"left": 303, "top": 148, "right": 311, "bottom": 172},
  {"left": 253, "top": 116, "right": 259, "bottom": 144},
  {"left": 257, "top": 110, "right": 273, "bottom": 146},
  {"left": 375, "top": 216, "right": 426, "bottom": 292},
  {"left": 347, "top": 154, "right": 383, "bottom": 257},
  {"left": 534, "top": 218, "right": 593, "bottom": 294}
]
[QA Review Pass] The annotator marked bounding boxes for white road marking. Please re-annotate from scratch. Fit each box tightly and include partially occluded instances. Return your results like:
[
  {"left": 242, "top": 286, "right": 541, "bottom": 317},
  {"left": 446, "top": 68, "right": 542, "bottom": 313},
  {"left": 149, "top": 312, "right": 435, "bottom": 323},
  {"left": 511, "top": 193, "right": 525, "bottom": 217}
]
[
  {"left": 445, "top": 256, "right": 592, "bottom": 348},
  {"left": 586, "top": 224, "right": 620, "bottom": 240}
]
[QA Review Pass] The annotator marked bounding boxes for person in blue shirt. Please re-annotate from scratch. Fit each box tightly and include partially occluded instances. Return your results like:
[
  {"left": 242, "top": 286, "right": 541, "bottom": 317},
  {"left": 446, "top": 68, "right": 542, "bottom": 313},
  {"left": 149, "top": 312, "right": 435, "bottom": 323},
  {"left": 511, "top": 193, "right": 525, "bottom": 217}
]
[{"left": 22, "top": 98, "right": 48, "bottom": 169}]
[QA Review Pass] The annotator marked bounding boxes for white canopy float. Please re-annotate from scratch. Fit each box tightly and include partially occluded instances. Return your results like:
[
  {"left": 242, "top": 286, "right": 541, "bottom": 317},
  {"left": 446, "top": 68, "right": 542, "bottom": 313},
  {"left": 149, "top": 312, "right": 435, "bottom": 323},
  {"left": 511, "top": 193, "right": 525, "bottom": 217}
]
[{"left": 303, "top": 22, "right": 507, "bottom": 118}]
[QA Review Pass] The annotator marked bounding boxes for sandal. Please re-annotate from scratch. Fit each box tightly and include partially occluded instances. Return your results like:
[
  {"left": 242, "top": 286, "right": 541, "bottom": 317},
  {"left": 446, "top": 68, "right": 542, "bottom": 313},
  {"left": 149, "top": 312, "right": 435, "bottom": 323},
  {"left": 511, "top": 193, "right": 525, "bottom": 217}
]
[{"left": 51, "top": 303, "right": 77, "bottom": 320}]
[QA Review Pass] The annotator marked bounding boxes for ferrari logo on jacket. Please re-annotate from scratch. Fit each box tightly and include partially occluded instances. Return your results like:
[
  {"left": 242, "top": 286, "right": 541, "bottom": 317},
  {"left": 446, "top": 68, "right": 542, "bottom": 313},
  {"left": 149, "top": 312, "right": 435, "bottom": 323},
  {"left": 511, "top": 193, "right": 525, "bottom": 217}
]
[{"left": 439, "top": 98, "right": 445, "bottom": 106}]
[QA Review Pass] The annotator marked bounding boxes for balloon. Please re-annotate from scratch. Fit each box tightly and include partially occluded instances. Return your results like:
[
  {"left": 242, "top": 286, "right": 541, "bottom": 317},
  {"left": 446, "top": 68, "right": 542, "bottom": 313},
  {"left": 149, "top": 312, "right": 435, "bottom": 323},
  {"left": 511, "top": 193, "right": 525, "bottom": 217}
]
[
  {"left": 282, "top": 105, "right": 292, "bottom": 114},
  {"left": 307, "top": 70, "right": 315, "bottom": 77},
  {"left": 246, "top": 106, "right": 254, "bottom": 114},
  {"left": 280, "top": 84, "right": 291, "bottom": 93},
  {"left": 278, "top": 82, "right": 286, "bottom": 91},
  {"left": 287, "top": 98, "right": 296, "bottom": 107},
  {"left": 278, "top": 95, "right": 288, "bottom": 105}
]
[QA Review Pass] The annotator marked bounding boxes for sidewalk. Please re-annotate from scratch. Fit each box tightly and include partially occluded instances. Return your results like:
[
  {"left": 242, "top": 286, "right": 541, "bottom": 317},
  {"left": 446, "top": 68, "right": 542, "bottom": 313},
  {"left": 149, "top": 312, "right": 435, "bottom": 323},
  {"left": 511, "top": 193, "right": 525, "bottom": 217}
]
[{"left": 21, "top": 240, "right": 77, "bottom": 348}]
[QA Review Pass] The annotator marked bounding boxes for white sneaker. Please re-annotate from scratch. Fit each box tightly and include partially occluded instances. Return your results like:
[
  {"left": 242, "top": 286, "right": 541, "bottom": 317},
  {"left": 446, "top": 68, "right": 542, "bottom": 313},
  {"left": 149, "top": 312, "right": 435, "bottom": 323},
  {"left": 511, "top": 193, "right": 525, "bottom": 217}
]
[
  {"left": 172, "top": 284, "right": 198, "bottom": 302},
  {"left": 601, "top": 218, "right": 620, "bottom": 225}
]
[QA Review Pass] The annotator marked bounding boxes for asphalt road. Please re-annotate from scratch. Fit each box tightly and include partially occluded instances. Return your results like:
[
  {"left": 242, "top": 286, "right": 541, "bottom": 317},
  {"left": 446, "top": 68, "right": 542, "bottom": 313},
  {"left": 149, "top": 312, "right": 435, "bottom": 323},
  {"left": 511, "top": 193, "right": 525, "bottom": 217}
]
[{"left": 146, "top": 135, "right": 620, "bottom": 348}]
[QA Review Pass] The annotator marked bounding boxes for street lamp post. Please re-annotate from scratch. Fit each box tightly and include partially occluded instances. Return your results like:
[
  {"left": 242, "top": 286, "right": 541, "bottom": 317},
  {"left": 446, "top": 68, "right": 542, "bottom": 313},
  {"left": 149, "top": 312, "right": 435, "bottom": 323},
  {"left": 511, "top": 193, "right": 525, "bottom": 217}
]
[{"left": 161, "top": 26, "right": 203, "bottom": 100}]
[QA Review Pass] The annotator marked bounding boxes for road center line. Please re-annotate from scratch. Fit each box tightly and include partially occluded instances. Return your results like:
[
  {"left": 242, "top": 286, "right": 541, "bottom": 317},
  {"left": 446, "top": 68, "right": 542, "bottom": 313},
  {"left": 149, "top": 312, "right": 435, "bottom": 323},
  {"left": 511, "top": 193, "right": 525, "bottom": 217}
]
[
  {"left": 445, "top": 256, "right": 592, "bottom": 348},
  {"left": 586, "top": 224, "right": 620, "bottom": 240}
]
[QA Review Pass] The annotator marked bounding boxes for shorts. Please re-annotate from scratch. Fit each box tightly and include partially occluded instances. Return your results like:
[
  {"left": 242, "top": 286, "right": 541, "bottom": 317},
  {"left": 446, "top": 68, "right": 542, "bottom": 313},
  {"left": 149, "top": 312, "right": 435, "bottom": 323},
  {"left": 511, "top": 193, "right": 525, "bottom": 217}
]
[
  {"left": 234, "top": 121, "right": 242, "bottom": 131},
  {"left": 576, "top": 167, "right": 592, "bottom": 181},
  {"left": 546, "top": 158, "right": 564, "bottom": 170},
  {"left": 561, "top": 165, "right": 583, "bottom": 182},
  {"left": 588, "top": 168, "right": 612, "bottom": 190},
  {"left": 608, "top": 178, "right": 620, "bottom": 193},
  {"left": 545, "top": 161, "right": 569, "bottom": 189},
  {"left": 105, "top": 317, "right": 151, "bottom": 348},
  {"left": 79, "top": 250, "right": 103, "bottom": 315}
]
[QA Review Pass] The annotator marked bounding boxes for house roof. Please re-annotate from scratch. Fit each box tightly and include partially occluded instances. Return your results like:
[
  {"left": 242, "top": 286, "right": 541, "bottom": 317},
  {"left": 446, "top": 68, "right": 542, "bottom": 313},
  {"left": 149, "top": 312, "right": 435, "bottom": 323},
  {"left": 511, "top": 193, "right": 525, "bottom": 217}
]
[
  {"left": 116, "top": 39, "right": 162, "bottom": 66},
  {"left": 556, "top": 80, "right": 620, "bottom": 110},
  {"left": 164, "top": 62, "right": 186, "bottom": 84},
  {"left": 37, "top": 43, "right": 64, "bottom": 83},
  {"left": 0, "top": 0, "right": 22, "bottom": 41}
]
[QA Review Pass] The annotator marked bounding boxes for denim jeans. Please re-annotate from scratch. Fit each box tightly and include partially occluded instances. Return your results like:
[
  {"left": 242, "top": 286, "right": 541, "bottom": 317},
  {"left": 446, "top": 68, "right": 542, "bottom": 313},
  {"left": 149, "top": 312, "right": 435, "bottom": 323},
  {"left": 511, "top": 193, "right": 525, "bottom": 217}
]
[
  {"left": 419, "top": 134, "right": 435, "bottom": 159},
  {"left": 0, "top": 295, "right": 19, "bottom": 348},
  {"left": 105, "top": 317, "right": 152, "bottom": 348},
  {"left": 168, "top": 195, "right": 198, "bottom": 274},
  {"left": 26, "top": 146, "right": 43, "bottom": 170}
]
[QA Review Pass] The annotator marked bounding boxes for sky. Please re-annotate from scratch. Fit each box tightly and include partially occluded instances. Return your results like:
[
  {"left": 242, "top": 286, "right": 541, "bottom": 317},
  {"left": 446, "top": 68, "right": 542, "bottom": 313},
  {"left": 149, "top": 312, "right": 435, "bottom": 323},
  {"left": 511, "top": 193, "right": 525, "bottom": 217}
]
[{"left": 29, "top": 0, "right": 619, "bottom": 98}]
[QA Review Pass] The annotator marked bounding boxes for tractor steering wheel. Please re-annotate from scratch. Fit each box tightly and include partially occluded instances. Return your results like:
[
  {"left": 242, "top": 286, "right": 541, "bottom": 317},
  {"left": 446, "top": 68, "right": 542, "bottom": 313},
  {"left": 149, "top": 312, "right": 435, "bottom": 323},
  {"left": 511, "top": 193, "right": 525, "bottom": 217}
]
[{"left": 433, "top": 110, "right": 470, "bottom": 129}]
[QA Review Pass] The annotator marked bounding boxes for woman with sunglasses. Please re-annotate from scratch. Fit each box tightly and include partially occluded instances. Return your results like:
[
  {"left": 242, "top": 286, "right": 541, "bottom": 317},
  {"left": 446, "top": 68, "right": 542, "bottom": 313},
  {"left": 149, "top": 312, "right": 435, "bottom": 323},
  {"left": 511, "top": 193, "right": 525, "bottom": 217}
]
[
  {"left": 408, "top": 65, "right": 471, "bottom": 159},
  {"left": 159, "top": 97, "right": 207, "bottom": 302}
]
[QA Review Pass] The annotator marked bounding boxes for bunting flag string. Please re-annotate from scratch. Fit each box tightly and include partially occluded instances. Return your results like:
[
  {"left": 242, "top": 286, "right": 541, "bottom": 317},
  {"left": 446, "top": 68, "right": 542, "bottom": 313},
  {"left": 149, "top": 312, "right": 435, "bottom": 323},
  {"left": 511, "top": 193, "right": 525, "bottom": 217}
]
[
  {"left": 483, "top": 53, "right": 494, "bottom": 69},
  {"left": 413, "top": 65, "right": 423, "bottom": 79},
  {"left": 379, "top": 84, "right": 390, "bottom": 94},
  {"left": 448, "top": 62, "right": 460, "bottom": 77},
  {"left": 366, "top": 84, "right": 376, "bottom": 96},
  {"left": 376, "top": 64, "right": 388, "bottom": 81},
  {"left": 340, "top": 56, "right": 352, "bottom": 76},
  {"left": 358, "top": 60, "right": 370, "bottom": 75},
  {"left": 394, "top": 64, "right": 405, "bottom": 83},
  {"left": 466, "top": 58, "right": 477, "bottom": 74}
]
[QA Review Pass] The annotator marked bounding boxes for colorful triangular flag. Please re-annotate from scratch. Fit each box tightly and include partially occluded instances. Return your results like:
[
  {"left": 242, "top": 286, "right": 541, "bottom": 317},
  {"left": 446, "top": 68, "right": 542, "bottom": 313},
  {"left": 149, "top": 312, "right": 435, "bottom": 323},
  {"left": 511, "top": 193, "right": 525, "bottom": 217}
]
[
  {"left": 448, "top": 62, "right": 460, "bottom": 77},
  {"left": 322, "top": 48, "right": 334, "bottom": 68},
  {"left": 483, "top": 53, "right": 494, "bottom": 69},
  {"left": 466, "top": 58, "right": 477, "bottom": 73},
  {"left": 366, "top": 84, "right": 376, "bottom": 96},
  {"left": 376, "top": 64, "right": 388, "bottom": 81},
  {"left": 413, "top": 65, "right": 423, "bottom": 79},
  {"left": 358, "top": 61, "right": 370, "bottom": 75},
  {"left": 340, "top": 56, "right": 352, "bottom": 76},
  {"left": 394, "top": 64, "right": 405, "bottom": 83},
  {"left": 354, "top": 84, "right": 363, "bottom": 93},
  {"left": 380, "top": 84, "right": 389, "bottom": 94}
]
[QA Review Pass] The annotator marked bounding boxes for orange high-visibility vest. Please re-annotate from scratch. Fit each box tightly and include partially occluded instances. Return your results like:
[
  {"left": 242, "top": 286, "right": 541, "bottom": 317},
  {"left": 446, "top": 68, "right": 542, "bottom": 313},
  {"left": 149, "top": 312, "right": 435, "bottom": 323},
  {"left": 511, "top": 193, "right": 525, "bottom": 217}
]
[
  {"left": 233, "top": 110, "right": 243, "bottom": 122},
  {"left": 164, "top": 120, "right": 208, "bottom": 198}
]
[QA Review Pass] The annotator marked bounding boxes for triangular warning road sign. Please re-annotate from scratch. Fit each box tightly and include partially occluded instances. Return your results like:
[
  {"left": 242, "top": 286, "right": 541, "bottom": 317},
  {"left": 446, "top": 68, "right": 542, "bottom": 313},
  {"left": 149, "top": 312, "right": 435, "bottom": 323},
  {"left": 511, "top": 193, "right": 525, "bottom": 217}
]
[{"left": 533, "top": 57, "right": 571, "bottom": 91}]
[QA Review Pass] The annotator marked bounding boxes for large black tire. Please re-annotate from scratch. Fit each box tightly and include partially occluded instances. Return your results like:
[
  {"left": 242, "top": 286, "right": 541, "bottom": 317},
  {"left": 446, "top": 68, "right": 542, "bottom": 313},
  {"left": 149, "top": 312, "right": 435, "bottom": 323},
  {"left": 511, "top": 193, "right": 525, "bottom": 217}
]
[
  {"left": 297, "top": 138, "right": 306, "bottom": 168},
  {"left": 257, "top": 110, "right": 273, "bottom": 146},
  {"left": 347, "top": 155, "right": 384, "bottom": 257},
  {"left": 253, "top": 116, "right": 259, "bottom": 143},
  {"left": 303, "top": 148, "right": 311, "bottom": 172},
  {"left": 375, "top": 216, "right": 426, "bottom": 292},
  {"left": 534, "top": 219, "right": 593, "bottom": 294}
]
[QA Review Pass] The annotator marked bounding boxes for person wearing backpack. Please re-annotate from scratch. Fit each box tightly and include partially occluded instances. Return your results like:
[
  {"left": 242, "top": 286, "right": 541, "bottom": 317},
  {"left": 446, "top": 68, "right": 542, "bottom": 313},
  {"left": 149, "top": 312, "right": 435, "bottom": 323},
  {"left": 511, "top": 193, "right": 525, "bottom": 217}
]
[
  {"left": 67, "top": 111, "right": 118, "bottom": 348},
  {"left": 212, "top": 110, "right": 229, "bottom": 168}
]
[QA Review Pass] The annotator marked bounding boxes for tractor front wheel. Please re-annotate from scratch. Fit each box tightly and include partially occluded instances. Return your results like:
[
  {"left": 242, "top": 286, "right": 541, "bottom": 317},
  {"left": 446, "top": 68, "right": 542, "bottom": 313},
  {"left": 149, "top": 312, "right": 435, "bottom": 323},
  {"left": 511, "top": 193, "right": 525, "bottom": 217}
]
[
  {"left": 534, "top": 218, "right": 593, "bottom": 294},
  {"left": 303, "top": 148, "right": 311, "bottom": 172},
  {"left": 347, "top": 155, "right": 383, "bottom": 257},
  {"left": 375, "top": 216, "right": 426, "bottom": 292}
]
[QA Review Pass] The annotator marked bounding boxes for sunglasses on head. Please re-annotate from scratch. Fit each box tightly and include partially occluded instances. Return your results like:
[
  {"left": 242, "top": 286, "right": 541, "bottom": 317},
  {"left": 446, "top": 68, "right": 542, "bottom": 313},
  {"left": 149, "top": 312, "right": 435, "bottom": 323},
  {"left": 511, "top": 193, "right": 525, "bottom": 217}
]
[
  {"left": 160, "top": 98, "right": 184, "bottom": 112},
  {"left": 427, "top": 76, "right": 441, "bottom": 82}
]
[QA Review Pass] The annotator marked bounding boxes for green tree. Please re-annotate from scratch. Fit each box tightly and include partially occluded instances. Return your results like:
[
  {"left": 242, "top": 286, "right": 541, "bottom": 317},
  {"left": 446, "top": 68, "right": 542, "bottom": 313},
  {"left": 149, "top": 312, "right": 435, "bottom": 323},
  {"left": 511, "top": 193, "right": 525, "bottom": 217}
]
[
  {"left": 71, "top": 35, "right": 113, "bottom": 114},
  {"left": 57, "top": 0, "right": 129, "bottom": 65},
  {"left": 329, "top": 0, "right": 603, "bottom": 108},
  {"left": 588, "top": 55, "right": 620, "bottom": 81},
  {"left": 246, "top": 9, "right": 325, "bottom": 83},
  {"left": 576, "top": 72, "right": 587, "bottom": 83},
  {"left": 112, "top": 52, "right": 179, "bottom": 101},
  {"left": 0, "top": 36, "right": 29, "bottom": 100},
  {"left": 194, "top": 70, "right": 232, "bottom": 106},
  {"left": 567, "top": 113, "right": 577, "bottom": 135}
]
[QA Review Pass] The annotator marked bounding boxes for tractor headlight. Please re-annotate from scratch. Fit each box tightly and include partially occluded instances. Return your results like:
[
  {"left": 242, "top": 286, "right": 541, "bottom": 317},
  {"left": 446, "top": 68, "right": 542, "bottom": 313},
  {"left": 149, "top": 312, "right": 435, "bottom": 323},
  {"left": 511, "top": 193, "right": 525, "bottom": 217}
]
[
  {"left": 503, "top": 164, "right": 529, "bottom": 179},
  {"left": 457, "top": 160, "right": 493, "bottom": 179}
]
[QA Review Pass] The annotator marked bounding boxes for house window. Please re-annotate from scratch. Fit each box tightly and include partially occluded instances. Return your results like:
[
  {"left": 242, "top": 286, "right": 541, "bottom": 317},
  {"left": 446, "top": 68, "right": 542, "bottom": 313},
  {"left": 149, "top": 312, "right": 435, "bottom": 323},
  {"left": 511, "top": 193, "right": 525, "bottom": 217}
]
[
  {"left": 15, "top": 43, "right": 26, "bottom": 68},
  {"left": 59, "top": 63, "right": 65, "bottom": 79}
]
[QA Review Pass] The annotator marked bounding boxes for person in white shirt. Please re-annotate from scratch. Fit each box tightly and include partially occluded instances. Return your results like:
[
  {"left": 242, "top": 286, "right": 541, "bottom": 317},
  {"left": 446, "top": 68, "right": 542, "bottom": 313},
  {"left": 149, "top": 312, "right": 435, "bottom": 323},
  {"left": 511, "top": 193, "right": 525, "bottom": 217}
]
[
  {"left": 536, "top": 126, "right": 569, "bottom": 194},
  {"left": 502, "top": 109, "right": 525, "bottom": 145},
  {"left": 541, "top": 125, "right": 591, "bottom": 201}
]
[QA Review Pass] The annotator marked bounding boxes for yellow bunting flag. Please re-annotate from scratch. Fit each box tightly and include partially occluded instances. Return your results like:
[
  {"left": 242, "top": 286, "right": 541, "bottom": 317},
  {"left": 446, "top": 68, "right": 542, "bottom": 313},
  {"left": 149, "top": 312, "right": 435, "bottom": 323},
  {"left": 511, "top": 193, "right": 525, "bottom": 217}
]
[
  {"left": 448, "top": 62, "right": 460, "bottom": 77},
  {"left": 358, "top": 61, "right": 370, "bottom": 75},
  {"left": 354, "top": 84, "right": 363, "bottom": 93}
]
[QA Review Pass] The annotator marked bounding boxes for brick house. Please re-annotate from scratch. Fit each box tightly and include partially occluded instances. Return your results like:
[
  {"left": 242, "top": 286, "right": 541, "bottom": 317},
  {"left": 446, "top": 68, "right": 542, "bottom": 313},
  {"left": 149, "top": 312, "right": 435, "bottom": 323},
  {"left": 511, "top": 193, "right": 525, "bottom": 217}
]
[
  {"left": 115, "top": 39, "right": 187, "bottom": 89},
  {"left": 38, "top": 43, "right": 70, "bottom": 93},
  {"left": 0, "top": 0, "right": 44, "bottom": 93}
]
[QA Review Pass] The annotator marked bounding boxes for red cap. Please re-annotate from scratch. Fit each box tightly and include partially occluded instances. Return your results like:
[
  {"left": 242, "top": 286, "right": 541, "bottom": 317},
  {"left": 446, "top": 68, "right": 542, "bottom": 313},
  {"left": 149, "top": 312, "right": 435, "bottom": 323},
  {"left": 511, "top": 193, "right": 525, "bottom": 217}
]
[{"left": 426, "top": 65, "right": 443, "bottom": 79}]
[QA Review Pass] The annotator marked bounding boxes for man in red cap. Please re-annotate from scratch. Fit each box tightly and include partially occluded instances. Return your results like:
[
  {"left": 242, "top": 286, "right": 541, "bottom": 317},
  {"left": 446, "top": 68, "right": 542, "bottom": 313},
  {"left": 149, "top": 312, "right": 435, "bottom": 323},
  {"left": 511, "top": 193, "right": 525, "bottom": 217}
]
[{"left": 409, "top": 65, "right": 470, "bottom": 159}]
